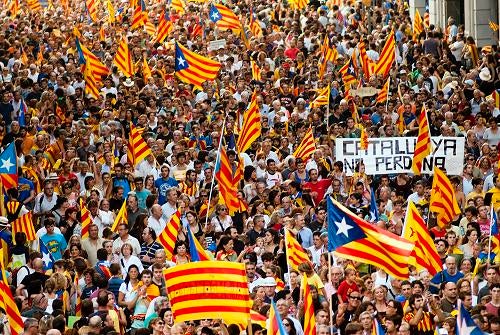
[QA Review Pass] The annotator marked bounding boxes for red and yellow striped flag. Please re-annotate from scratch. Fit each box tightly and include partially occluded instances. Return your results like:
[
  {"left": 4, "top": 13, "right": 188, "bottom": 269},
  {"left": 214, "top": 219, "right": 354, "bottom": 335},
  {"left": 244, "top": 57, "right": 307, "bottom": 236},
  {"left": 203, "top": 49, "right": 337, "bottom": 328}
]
[
  {"left": 288, "top": 0, "right": 308, "bottom": 10},
  {"left": 403, "top": 201, "right": 443, "bottom": 276},
  {"left": 157, "top": 210, "right": 181, "bottom": 260},
  {"left": 411, "top": 107, "right": 431, "bottom": 175},
  {"left": 321, "top": 36, "right": 338, "bottom": 63},
  {"left": 293, "top": 127, "right": 316, "bottom": 161},
  {"left": 375, "top": 78, "right": 390, "bottom": 104},
  {"left": 396, "top": 106, "right": 405, "bottom": 134},
  {"left": 285, "top": 229, "right": 311, "bottom": 270},
  {"left": 145, "top": 21, "right": 156, "bottom": 36},
  {"left": 429, "top": 167, "right": 461, "bottom": 228},
  {"left": 164, "top": 261, "right": 251, "bottom": 325},
  {"left": 209, "top": 4, "right": 241, "bottom": 33},
  {"left": 309, "top": 85, "right": 330, "bottom": 109},
  {"left": 9, "top": 0, "right": 19, "bottom": 18},
  {"left": 488, "top": 89, "right": 500, "bottom": 108},
  {"left": 83, "top": 63, "right": 101, "bottom": 99},
  {"left": 155, "top": 11, "right": 173, "bottom": 44},
  {"left": 171, "top": 0, "right": 185, "bottom": 15},
  {"left": 236, "top": 94, "right": 261, "bottom": 153},
  {"left": 490, "top": 21, "right": 499, "bottom": 32},
  {"left": 131, "top": 0, "right": 147, "bottom": 30},
  {"left": 174, "top": 42, "right": 221, "bottom": 88},
  {"left": 80, "top": 198, "right": 92, "bottom": 239},
  {"left": 0, "top": 261, "right": 23, "bottom": 335},
  {"left": 11, "top": 212, "right": 36, "bottom": 242},
  {"left": 105, "top": 0, "right": 115, "bottom": 23},
  {"left": 111, "top": 199, "right": 127, "bottom": 232},
  {"left": 99, "top": 26, "right": 105, "bottom": 42},
  {"left": 76, "top": 38, "right": 109, "bottom": 80},
  {"left": 248, "top": 9, "right": 262, "bottom": 37},
  {"left": 374, "top": 30, "right": 395, "bottom": 78},
  {"left": 358, "top": 40, "right": 372, "bottom": 80},
  {"left": 127, "top": 123, "right": 153, "bottom": 167},
  {"left": 302, "top": 276, "right": 316, "bottom": 335},
  {"left": 251, "top": 60, "right": 261, "bottom": 81},
  {"left": 26, "top": 0, "right": 42, "bottom": 11},
  {"left": 413, "top": 9, "right": 424, "bottom": 41},
  {"left": 113, "top": 37, "right": 134, "bottom": 78},
  {"left": 215, "top": 147, "right": 240, "bottom": 215},
  {"left": 86, "top": 0, "right": 98, "bottom": 22}
]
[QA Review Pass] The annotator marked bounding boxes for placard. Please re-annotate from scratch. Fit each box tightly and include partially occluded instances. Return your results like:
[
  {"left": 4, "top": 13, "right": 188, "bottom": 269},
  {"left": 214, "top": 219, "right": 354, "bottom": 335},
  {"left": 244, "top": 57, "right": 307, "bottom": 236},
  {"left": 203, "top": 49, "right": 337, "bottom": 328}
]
[
  {"left": 208, "top": 39, "right": 227, "bottom": 51},
  {"left": 335, "top": 137, "right": 465, "bottom": 176}
]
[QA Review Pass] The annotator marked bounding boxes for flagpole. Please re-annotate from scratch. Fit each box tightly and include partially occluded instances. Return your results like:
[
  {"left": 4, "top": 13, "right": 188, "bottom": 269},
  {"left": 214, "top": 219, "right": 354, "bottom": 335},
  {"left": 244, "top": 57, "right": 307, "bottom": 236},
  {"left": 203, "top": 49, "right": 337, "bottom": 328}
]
[
  {"left": 326, "top": 83, "right": 331, "bottom": 129},
  {"left": 283, "top": 228, "right": 292, "bottom": 288},
  {"left": 488, "top": 206, "right": 494, "bottom": 265},
  {"left": 204, "top": 114, "right": 228, "bottom": 229},
  {"left": 384, "top": 76, "right": 391, "bottom": 114},
  {"left": 328, "top": 251, "right": 334, "bottom": 335}
]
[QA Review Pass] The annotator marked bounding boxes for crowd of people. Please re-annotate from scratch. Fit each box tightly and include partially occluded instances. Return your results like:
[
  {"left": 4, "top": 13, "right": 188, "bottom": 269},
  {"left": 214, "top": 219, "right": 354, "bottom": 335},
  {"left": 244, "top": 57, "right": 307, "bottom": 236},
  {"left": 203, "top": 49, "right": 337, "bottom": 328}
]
[{"left": 0, "top": 0, "right": 499, "bottom": 334}]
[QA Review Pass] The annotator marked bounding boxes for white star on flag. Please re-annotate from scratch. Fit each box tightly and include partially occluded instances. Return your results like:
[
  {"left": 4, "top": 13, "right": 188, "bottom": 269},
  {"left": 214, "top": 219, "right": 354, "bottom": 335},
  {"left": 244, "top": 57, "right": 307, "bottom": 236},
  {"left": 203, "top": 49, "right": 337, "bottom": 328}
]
[
  {"left": 335, "top": 217, "right": 353, "bottom": 237},
  {"left": 1, "top": 158, "right": 14, "bottom": 171}
]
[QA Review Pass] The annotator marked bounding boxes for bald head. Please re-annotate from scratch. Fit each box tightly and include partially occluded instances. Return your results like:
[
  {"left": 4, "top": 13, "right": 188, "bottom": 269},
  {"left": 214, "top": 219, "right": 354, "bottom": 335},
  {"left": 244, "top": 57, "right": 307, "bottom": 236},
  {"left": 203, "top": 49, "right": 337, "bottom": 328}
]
[{"left": 33, "top": 258, "right": 43, "bottom": 271}]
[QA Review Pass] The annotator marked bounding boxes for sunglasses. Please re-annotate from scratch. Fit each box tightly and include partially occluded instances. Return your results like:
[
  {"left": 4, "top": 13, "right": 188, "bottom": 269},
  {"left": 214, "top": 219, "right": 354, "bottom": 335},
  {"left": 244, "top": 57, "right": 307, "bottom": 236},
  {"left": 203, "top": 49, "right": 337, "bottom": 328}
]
[{"left": 349, "top": 296, "right": 362, "bottom": 300}]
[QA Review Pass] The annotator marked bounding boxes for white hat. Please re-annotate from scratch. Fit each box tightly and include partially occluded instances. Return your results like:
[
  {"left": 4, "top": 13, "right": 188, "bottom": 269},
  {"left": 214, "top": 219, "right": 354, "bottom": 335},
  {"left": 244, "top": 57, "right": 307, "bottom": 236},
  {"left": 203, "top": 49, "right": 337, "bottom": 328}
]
[
  {"left": 0, "top": 216, "right": 8, "bottom": 224},
  {"left": 479, "top": 68, "right": 492, "bottom": 81},
  {"left": 261, "top": 277, "right": 277, "bottom": 287},
  {"left": 123, "top": 78, "right": 135, "bottom": 87},
  {"left": 46, "top": 172, "right": 59, "bottom": 180}
]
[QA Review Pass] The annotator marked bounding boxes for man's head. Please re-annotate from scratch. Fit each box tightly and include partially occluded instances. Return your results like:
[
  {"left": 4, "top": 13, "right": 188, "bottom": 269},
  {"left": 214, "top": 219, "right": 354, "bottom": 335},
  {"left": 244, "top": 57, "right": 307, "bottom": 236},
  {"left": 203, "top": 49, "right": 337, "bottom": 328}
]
[{"left": 443, "top": 282, "right": 458, "bottom": 301}]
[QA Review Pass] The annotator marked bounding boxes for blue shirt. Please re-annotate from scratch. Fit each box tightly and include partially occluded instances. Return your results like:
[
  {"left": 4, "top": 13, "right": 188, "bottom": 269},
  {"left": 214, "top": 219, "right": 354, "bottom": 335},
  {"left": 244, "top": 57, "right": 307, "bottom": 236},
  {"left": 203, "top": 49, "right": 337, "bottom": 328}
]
[
  {"left": 40, "top": 233, "right": 67, "bottom": 260},
  {"left": 430, "top": 270, "right": 464, "bottom": 294},
  {"left": 154, "top": 177, "right": 178, "bottom": 205},
  {"left": 135, "top": 188, "right": 151, "bottom": 209},
  {"left": 113, "top": 177, "right": 131, "bottom": 196},
  {"left": 18, "top": 177, "right": 34, "bottom": 203}
]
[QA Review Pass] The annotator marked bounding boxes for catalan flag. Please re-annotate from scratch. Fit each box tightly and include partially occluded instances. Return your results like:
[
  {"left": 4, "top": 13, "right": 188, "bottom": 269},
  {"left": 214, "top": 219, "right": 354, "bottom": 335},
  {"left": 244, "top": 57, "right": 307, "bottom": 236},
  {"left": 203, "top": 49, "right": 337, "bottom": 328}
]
[
  {"left": 321, "top": 36, "right": 338, "bottom": 63},
  {"left": 309, "top": 85, "right": 330, "bottom": 109},
  {"left": 26, "top": 0, "right": 42, "bottom": 11},
  {"left": 327, "top": 197, "right": 413, "bottom": 279},
  {"left": 372, "top": 319, "right": 385, "bottom": 335},
  {"left": 127, "top": 123, "right": 153, "bottom": 167},
  {"left": 237, "top": 94, "right": 261, "bottom": 153},
  {"left": 374, "top": 30, "right": 395, "bottom": 78},
  {"left": 111, "top": 199, "right": 127, "bottom": 232},
  {"left": 293, "top": 127, "right": 315, "bottom": 161},
  {"left": 80, "top": 198, "right": 92, "bottom": 239},
  {"left": 339, "top": 57, "right": 357, "bottom": 88},
  {"left": 209, "top": 4, "right": 242, "bottom": 33},
  {"left": 268, "top": 300, "right": 287, "bottom": 335},
  {"left": 285, "top": 229, "right": 310, "bottom": 271},
  {"left": 155, "top": 11, "right": 173, "bottom": 44},
  {"left": 423, "top": 0, "right": 430, "bottom": 27},
  {"left": 171, "top": 0, "right": 185, "bottom": 15},
  {"left": 131, "top": 0, "right": 147, "bottom": 30},
  {"left": 396, "top": 105, "right": 405, "bottom": 134},
  {"left": 142, "top": 57, "right": 152, "bottom": 81},
  {"left": 144, "top": 21, "right": 156, "bottom": 36},
  {"left": 487, "top": 89, "right": 500, "bottom": 108},
  {"left": 9, "top": 0, "right": 19, "bottom": 18},
  {"left": 164, "top": 261, "right": 251, "bottom": 325},
  {"left": 360, "top": 126, "right": 368, "bottom": 150},
  {"left": 75, "top": 38, "right": 109, "bottom": 80},
  {"left": 174, "top": 42, "right": 221, "bottom": 88},
  {"left": 0, "top": 142, "right": 18, "bottom": 191},
  {"left": 0, "top": 262, "right": 23, "bottom": 335},
  {"left": 490, "top": 21, "right": 499, "bottom": 32},
  {"left": 11, "top": 212, "right": 36, "bottom": 242},
  {"left": 375, "top": 77, "right": 390, "bottom": 104},
  {"left": 191, "top": 22, "right": 203, "bottom": 39},
  {"left": 83, "top": 63, "right": 101, "bottom": 99},
  {"left": 411, "top": 107, "right": 432, "bottom": 175},
  {"left": 187, "top": 226, "right": 210, "bottom": 261},
  {"left": 429, "top": 167, "right": 461, "bottom": 228},
  {"left": 402, "top": 201, "right": 443, "bottom": 276},
  {"left": 358, "top": 40, "right": 372, "bottom": 80},
  {"left": 157, "top": 210, "right": 181, "bottom": 260},
  {"left": 250, "top": 60, "right": 261, "bottom": 81},
  {"left": 39, "top": 238, "right": 54, "bottom": 271},
  {"left": 302, "top": 276, "right": 316, "bottom": 335},
  {"left": 248, "top": 8, "right": 262, "bottom": 37},
  {"left": 86, "top": 0, "right": 98, "bottom": 22},
  {"left": 113, "top": 37, "right": 134, "bottom": 78},
  {"left": 413, "top": 9, "right": 424, "bottom": 41},
  {"left": 215, "top": 147, "right": 240, "bottom": 215}
]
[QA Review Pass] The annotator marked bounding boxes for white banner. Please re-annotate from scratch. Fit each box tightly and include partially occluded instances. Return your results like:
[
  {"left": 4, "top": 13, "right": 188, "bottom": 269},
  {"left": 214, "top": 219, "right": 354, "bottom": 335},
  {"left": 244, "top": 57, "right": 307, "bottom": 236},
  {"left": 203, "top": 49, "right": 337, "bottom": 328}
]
[{"left": 335, "top": 137, "right": 465, "bottom": 176}]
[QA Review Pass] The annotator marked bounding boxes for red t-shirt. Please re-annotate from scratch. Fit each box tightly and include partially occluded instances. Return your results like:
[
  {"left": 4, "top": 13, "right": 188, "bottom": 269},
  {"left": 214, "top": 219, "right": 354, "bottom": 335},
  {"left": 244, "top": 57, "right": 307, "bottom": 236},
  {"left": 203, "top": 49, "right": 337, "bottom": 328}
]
[
  {"left": 303, "top": 179, "right": 332, "bottom": 205},
  {"left": 337, "top": 280, "right": 359, "bottom": 303}
]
